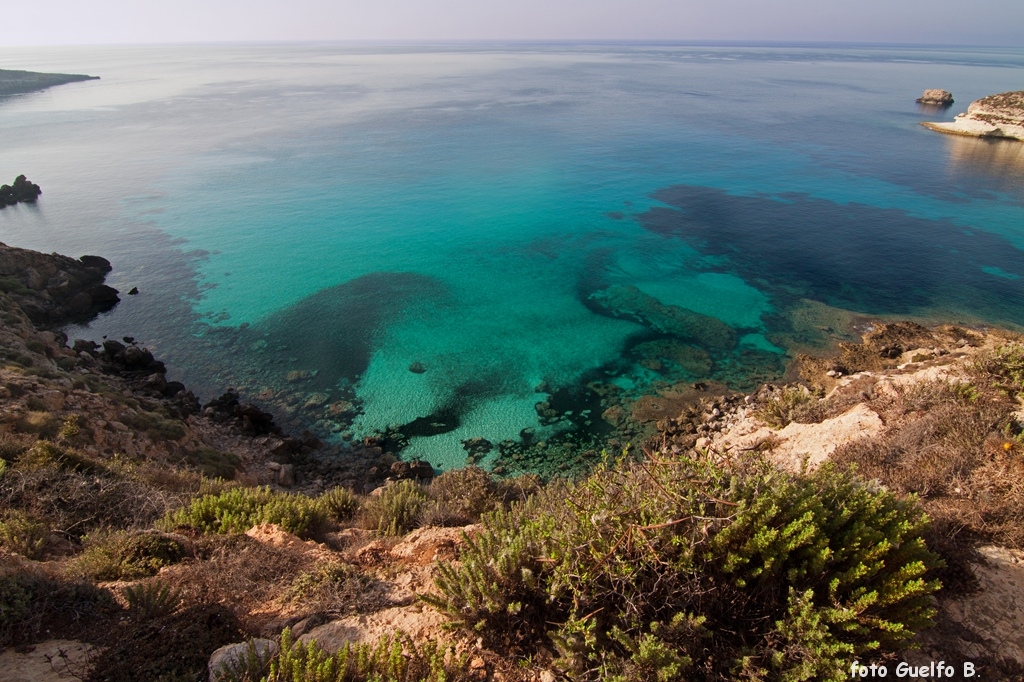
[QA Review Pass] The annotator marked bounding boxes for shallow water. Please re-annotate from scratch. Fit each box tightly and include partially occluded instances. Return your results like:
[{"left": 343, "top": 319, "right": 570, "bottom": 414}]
[{"left": 2, "top": 43, "right": 1023, "bottom": 469}]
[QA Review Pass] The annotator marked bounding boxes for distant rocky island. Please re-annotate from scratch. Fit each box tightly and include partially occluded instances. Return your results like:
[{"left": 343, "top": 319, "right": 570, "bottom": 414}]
[
  {"left": 923, "top": 90, "right": 1024, "bottom": 141},
  {"left": 916, "top": 88, "right": 954, "bottom": 105},
  {"left": 0, "top": 175, "right": 42, "bottom": 208},
  {"left": 0, "top": 68, "right": 99, "bottom": 97}
]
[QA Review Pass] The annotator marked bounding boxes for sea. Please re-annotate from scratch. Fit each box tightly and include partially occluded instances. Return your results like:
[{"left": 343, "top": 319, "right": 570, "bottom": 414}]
[{"left": 2, "top": 42, "right": 1023, "bottom": 471}]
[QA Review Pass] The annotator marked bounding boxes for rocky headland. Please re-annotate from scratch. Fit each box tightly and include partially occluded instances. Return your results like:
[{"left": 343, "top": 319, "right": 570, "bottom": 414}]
[
  {"left": 0, "top": 69, "right": 99, "bottom": 97},
  {"left": 2, "top": 241, "right": 1024, "bottom": 680},
  {"left": 923, "top": 90, "right": 1024, "bottom": 141}
]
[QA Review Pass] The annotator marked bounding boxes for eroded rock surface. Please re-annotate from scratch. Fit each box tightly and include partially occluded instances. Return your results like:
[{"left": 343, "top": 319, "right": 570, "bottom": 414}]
[
  {"left": 923, "top": 90, "right": 1024, "bottom": 141},
  {"left": 0, "top": 241, "right": 119, "bottom": 325},
  {"left": 916, "top": 89, "right": 954, "bottom": 105}
]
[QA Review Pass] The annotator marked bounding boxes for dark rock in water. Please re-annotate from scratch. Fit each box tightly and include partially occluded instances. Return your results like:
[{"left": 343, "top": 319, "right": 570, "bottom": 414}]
[
  {"left": 633, "top": 339, "right": 714, "bottom": 376},
  {"left": 408, "top": 361, "right": 426, "bottom": 374},
  {"left": 389, "top": 459, "right": 435, "bottom": 480},
  {"left": 102, "top": 339, "right": 127, "bottom": 356},
  {"left": 162, "top": 381, "right": 186, "bottom": 397},
  {"left": 461, "top": 436, "right": 493, "bottom": 455},
  {"left": 407, "top": 459, "right": 435, "bottom": 480},
  {"left": 73, "top": 338, "right": 100, "bottom": 355},
  {"left": 589, "top": 285, "right": 737, "bottom": 349},
  {"left": 916, "top": 89, "right": 954, "bottom": 105},
  {"left": 203, "top": 390, "right": 284, "bottom": 437},
  {"left": 128, "top": 287, "right": 139, "bottom": 295},
  {"left": 0, "top": 175, "right": 41, "bottom": 207}
]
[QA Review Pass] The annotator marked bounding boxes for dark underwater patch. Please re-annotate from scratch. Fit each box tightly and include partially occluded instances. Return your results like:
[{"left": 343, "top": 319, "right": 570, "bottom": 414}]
[
  {"left": 240, "top": 271, "right": 445, "bottom": 392},
  {"left": 642, "top": 185, "right": 1024, "bottom": 321}
]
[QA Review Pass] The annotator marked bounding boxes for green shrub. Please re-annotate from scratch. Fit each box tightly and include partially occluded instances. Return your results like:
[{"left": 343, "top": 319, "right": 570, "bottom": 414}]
[
  {"left": 15, "top": 411, "right": 61, "bottom": 439},
  {"left": 426, "top": 453, "right": 940, "bottom": 681},
  {"left": 25, "top": 395, "right": 49, "bottom": 411},
  {"left": 319, "top": 487, "right": 360, "bottom": 522},
  {"left": 160, "top": 486, "right": 330, "bottom": 539},
  {"left": 179, "top": 447, "right": 240, "bottom": 480},
  {"left": 71, "top": 531, "right": 187, "bottom": 580},
  {"left": 0, "top": 510, "right": 49, "bottom": 559},
  {"left": 989, "top": 343, "right": 1024, "bottom": 398},
  {"left": 0, "top": 432, "right": 31, "bottom": 461},
  {"left": 0, "top": 568, "right": 116, "bottom": 646},
  {"left": 124, "top": 411, "right": 186, "bottom": 441},
  {"left": 361, "top": 480, "right": 427, "bottom": 537},
  {"left": 421, "top": 467, "right": 501, "bottom": 527},
  {"left": 756, "top": 386, "right": 816, "bottom": 428},
  {"left": 224, "top": 627, "right": 471, "bottom": 682},
  {"left": 281, "top": 561, "right": 377, "bottom": 614},
  {"left": 124, "top": 581, "right": 182, "bottom": 619}
]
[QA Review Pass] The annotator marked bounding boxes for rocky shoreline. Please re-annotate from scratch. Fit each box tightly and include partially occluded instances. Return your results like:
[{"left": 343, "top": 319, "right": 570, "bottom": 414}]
[
  {"left": 0, "top": 241, "right": 441, "bottom": 497},
  {"left": 4, "top": 240, "right": 1024, "bottom": 679},
  {"left": 923, "top": 90, "right": 1024, "bottom": 141}
]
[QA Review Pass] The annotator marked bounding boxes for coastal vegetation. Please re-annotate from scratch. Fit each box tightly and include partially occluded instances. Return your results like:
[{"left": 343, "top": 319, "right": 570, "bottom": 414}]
[
  {"left": 0, "top": 69, "right": 99, "bottom": 97},
  {"left": 2, "top": 242, "right": 1024, "bottom": 680}
]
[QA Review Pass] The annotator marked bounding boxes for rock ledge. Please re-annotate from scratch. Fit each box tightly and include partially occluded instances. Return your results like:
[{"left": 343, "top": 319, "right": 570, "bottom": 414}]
[{"left": 922, "top": 90, "right": 1024, "bottom": 141}]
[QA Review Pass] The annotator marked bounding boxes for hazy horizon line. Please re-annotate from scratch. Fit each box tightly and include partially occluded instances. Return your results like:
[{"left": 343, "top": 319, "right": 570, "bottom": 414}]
[{"left": 4, "top": 38, "right": 1023, "bottom": 50}]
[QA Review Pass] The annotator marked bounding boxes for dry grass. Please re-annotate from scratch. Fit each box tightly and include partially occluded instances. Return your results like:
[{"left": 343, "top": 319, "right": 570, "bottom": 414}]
[
  {"left": 831, "top": 352, "right": 1024, "bottom": 551},
  {"left": 169, "top": 533, "right": 309, "bottom": 602}
]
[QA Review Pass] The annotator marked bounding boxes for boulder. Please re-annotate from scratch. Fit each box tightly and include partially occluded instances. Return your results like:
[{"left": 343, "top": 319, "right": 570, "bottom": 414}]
[
  {"left": 0, "top": 242, "right": 119, "bottom": 326},
  {"left": 916, "top": 89, "right": 954, "bottom": 105},
  {"left": 207, "top": 639, "right": 278, "bottom": 682}
]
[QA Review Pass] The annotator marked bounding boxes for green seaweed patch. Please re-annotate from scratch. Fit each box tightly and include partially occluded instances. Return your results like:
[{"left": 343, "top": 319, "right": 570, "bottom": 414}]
[{"left": 589, "top": 285, "right": 737, "bottom": 349}]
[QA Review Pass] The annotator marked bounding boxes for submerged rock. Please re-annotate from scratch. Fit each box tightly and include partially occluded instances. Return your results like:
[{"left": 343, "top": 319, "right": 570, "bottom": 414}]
[{"left": 589, "top": 285, "right": 737, "bottom": 349}]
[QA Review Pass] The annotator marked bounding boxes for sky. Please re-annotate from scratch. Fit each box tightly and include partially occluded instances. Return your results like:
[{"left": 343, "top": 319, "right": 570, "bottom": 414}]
[{"left": 3, "top": 0, "right": 1024, "bottom": 47}]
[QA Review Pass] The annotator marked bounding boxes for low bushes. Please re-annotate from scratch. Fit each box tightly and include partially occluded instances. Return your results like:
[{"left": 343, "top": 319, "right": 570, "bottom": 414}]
[
  {"left": 0, "top": 566, "right": 116, "bottom": 646},
  {"left": 360, "top": 480, "right": 427, "bottom": 537},
  {"left": 160, "top": 486, "right": 331, "bottom": 539},
  {"left": 426, "top": 453, "right": 940, "bottom": 681},
  {"left": 70, "top": 530, "right": 188, "bottom": 580},
  {"left": 217, "top": 628, "right": 471, "bottom": 682}
]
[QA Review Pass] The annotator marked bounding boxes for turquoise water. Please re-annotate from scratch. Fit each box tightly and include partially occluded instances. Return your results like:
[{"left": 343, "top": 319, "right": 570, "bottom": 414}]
[{"left": 2, "top": 43, "right": 1024, "bottom": 469}]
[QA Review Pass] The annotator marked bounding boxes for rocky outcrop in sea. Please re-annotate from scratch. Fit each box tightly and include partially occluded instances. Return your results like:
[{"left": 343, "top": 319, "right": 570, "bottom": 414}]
[
  {"left": 923, "top": 90, "right": 1024, "bottom": 141},
  {"left": 0, "top": 241, "right": 119, "bottom": 325},
  {"left": 0, "top": 175, "right": 41, "bottom": 207},
  {"left": 916, "top": 89, "right": 954, "bottom": 105}
]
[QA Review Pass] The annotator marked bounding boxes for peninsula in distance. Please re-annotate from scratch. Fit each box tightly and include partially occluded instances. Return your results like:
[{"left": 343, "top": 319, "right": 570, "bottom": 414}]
[{"left": 0, "top": 69, "right": 99, "bottom": 97}]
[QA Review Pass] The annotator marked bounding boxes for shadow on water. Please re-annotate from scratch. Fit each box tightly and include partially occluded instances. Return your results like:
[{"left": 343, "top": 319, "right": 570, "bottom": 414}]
[
  {"left": 238, "top": 272, "right": 446, "bottom": 392},
  {"left": 641, "top": 185, "right": 1024, "bottom": 324}
]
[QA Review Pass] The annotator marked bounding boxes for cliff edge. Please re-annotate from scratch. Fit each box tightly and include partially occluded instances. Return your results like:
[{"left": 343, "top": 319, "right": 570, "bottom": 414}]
[{"left": 923, "top": 90, "right": 1024, "bottom": 141}]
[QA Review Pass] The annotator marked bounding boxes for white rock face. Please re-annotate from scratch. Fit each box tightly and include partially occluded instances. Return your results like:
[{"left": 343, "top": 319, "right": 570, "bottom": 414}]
[{"left": 923, "top": 90, "right": 1024, "bottom": 141}]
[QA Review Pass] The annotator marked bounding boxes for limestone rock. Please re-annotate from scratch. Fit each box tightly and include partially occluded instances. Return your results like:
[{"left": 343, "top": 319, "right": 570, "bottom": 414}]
[
  {"left": 208, "top": 639, "right": 278, "bottom": 682},
  {"left": 923, "top": 90, "right": 1024, "bottom": 141},
  {"left": 916, "top": 89, "right": 953, "bottom": 105}
]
